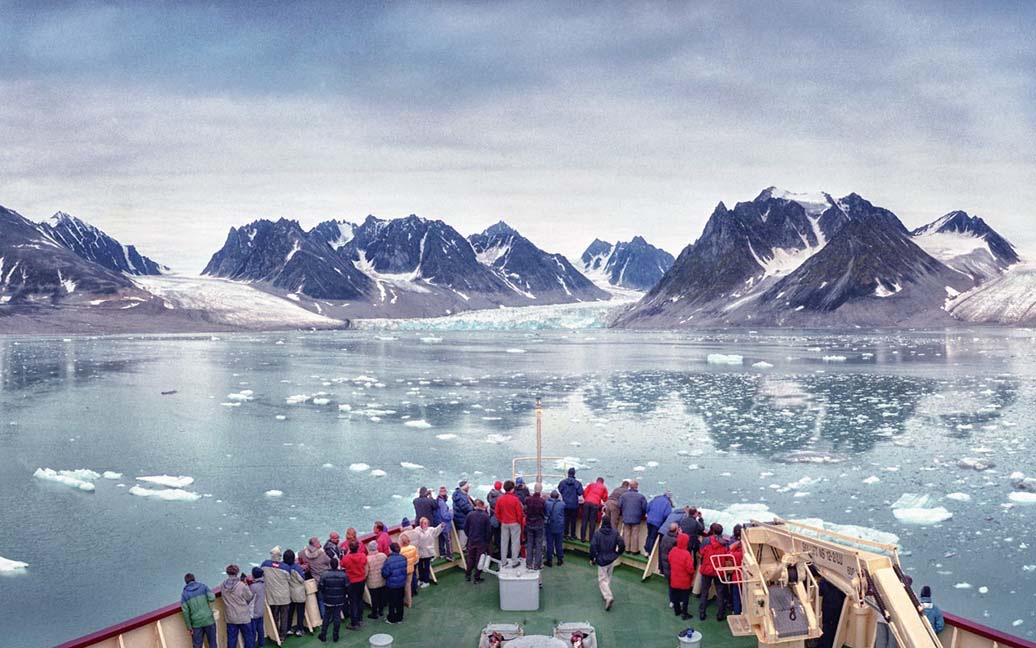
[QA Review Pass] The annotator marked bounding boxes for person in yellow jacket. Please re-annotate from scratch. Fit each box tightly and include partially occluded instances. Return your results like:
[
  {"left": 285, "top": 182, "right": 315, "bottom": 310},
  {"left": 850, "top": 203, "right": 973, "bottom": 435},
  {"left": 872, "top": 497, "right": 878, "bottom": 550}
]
[{"left": 399, "top": 534, "right": 419, "bottom": 608}]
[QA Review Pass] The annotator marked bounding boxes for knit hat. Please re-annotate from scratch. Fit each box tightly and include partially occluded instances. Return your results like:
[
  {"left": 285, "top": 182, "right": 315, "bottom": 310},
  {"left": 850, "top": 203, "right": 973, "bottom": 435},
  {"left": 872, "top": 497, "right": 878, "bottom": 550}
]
[
  {"left": 568, "top": 467, "right": 576, "bottom": 477},
  {"left": 270, "top": 545, "right": 282, "bottom": 561},
  {"left": 516, "top": 476, "right": 524, "bottom": 485},
  {"left": 401, "top": 517, "right": 411, "bottom": 528},
  {"left": 920, "top": 585, "right": 932, "bottom": 598},
  {"left": 494, "top": 480, "right": 502, "bottom": 490},
  {"left": 251, "top": 566, "right": 263, "bottom": 579}
]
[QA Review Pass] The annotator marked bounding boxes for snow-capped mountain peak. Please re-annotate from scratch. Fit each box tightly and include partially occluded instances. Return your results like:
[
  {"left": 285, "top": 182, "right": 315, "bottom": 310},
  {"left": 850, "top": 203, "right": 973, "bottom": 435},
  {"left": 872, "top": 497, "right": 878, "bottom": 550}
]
[
  {"left": 909, "top": 210, "right": 1019, "bottom": 281},
  {"left": 756, "top": 187, "right": 835, "bottom": 217},
  {"left": 39, "top": 211, "right": 167, "bottom": 276},
  {"left": 578, "top": 236, "right": 674, "bottom": 291}
]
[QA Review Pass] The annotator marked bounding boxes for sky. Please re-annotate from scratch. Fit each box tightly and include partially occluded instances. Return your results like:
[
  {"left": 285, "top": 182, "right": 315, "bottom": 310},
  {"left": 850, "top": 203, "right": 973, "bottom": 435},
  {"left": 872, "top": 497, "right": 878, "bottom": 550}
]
[{"left": 1, "top": 1, "right": 1034, "bottom": 273}]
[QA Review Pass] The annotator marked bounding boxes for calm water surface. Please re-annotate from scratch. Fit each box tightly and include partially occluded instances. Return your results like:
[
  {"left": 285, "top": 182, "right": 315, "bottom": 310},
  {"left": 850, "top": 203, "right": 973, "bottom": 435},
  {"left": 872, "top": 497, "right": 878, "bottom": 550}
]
[{"left": 1, "top": 329, "right": 1034, "bottom": 647}]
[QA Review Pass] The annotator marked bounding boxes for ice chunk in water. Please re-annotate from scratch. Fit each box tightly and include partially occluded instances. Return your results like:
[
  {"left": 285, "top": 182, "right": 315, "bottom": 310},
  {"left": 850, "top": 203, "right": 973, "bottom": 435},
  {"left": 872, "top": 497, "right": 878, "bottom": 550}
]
[
  {"left": 137, "top": 475, "right": 194, "bottom": 488},
  {"left": 954, "top": 582, "right": 972, "bottom": 589},
  {"left": 945, "top": 493, "right": 972, "bottom": 502},
  {"left": 129, "top": 486, "right": 202, "bottom": 502},
  {"left": 33, "top": 468, "right": 97, "bottom": 492},
  {"left": 0, "top": 556, "right": 29, "bottom": 572},
  {"left": 370, "top": 469, "right": 387, "bottom": 477},
  {"left": 102, "top": 471, "right": 122, "bottom": 480},
  {"left": 863, "top": 476, "right": 881, "bottom": 485},
  {"left": 404, "top": 420, "right": 433, "bottom": 429},
  {"left": 753, "top": 361, "right": 774, "bottom": 369},
  {"left": 958, "top": 457, "right": 994, "bottom": 471},
  {"left": 435, "top": 433, "right": 458, "bottom": 441},
  {"left": 349, "top": 463, "right": 371, "bottom": 472},
  {"left": 286, "top": 394, "right": 310, "bottom": 405},
  {"left": 312, "top": 397, "right": 331, "bottom": 406},
  {"left": 400, "top": 462, "right": 424, "bottom": 470},
  {"left": 264, "top": 489, "right": 284, "bottom": 498},
  {"left": 505, "top": 348, "right": 526, "bottom": 354},
  {"left": 707, "top": 354, "right": 743, "bottom": 365},
  {"left": 892, "top": 494, "right": 953, "bottom": 524},
  {"left": 484, "top": 434, "right": 511, "bottom": 444},
  {"left": 822, "top": 355, "right": 847, "bottom": 362},
  {"left": 1008, "top": 492, "right": 1036, "bottom": 504}
]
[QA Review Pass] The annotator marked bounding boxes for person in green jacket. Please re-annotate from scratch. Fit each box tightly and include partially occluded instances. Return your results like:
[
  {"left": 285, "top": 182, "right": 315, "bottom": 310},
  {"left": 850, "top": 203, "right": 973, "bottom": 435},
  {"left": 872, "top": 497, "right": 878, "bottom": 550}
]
[{"left": 180, "top": 573, "right": 216, "bottom": 648}]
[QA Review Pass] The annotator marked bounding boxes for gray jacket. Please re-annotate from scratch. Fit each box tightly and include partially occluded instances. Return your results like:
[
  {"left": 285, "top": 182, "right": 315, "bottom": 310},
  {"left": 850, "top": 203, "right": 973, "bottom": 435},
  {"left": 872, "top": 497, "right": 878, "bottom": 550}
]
[
  {"left": 249, "top": 577, "right": 266, "bottom": 619},
  {"left": 262, "top": 562, "right": 292, "bottom": 606},
  {"left": 618, "top": 488, "right": 648, "bottom": 525},
  {"left": 221, "top": 577, "right": 254, "bottom": 625},
  {"left": 288, "top": 566, "right": 307, "bottom": 603},
  {"left": 302, "top": 545, "right": 331, "bottom": 583}
]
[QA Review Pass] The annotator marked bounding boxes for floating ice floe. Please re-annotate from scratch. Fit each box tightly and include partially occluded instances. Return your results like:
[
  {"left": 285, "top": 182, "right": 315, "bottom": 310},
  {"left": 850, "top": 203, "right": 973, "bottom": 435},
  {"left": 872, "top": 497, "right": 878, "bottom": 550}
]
[
  {"left": 822, "top": 356, "right": 847, "bottom": 362},
  {"left": 891, "top": 494, "right": 953, "bottom": 525},
  {"left": 0, "top": 556, "right": 29, "bottom": 572},
  {"left": 792, "top": 518, "right": 900, "bottom": 547},
  {"left": 978, "top": 586, "right": 989, "bottom": 594},
  {"left": 773, "top": 451, "right": 845, "bottom": 465},
  {"left": 312, "top": 397, "right": 331, "bottom": 406},
  {"left": 958, "top": 457, "right": 995, "bottom": 471},
  {"left": 632, "top": 465, "right": 646, "bottom": 472},
  {"left": 954, "top": 582, "right": 972, "bottom": 589},
  {"left": 420, "top": 336, "right": 443, "bottom": 344},
  {"left": 369, "top": 469, "right": 387, "bottom": 477},
  {"left": 753, "top": 361, "right": 774, "bottom": 369},
  {"left": 435, "top": 433, "right": 458, "bottom": 441},
  {"left": 137, "top": 475, "right": 194, "bottom": 488},
  {"left": 102, "top": 471, "right": 122, "bottom": 480},
  {"left": 404, "top": 419, "right": 433, "bottom": 429},
  {"left": 505, "top": 348, "right": 526, "bottom": 354},
  {"left": 484, "top": 434, "right": 511, "bottom": 444},
  {"left": 129, "top": 486, "right": 202, "bottom": 502},
  {"left": 707, "top": 354, "right": 743, "bottom": 365},
  {"left": 33, "top": 468, "right": 99, "bottom": 492},
  {"left": 400, "top": 462, "right": 424, "bottom": 470},
  {"left": 263, "top": 489, "right": 284, "bottom": 498},
  {"left": 349, "top": 463, "right": 371, "bottom": 472},
  {"left": 863, "top": 476, "right": 881, "bottom": 485},
  {"left": 945, "top": 492, "right": 972, "bottom": 502},
  {"left": 286, "top": 394, "right": 310, "bottom": 405},
  {"left": 1008, "top": 492, "right": 1036, "bottom": 504},
  {"left": 226, "top": 391, "right": 254, "bottom": 401}
]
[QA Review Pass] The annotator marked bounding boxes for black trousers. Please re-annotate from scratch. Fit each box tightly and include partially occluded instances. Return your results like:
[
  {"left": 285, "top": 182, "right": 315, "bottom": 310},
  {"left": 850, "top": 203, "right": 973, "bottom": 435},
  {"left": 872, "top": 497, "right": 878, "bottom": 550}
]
[
  {"left": 270, "top": 604, "right": 290, "bottom": 637},
  {"left": 580, "top": 503, "right": 600, "bottom": 541},
  {"left": 387, "top": 587, "right": 405, "bottom": 623},
  {"left": 320, "top": 604, "right": 343, "bottom": 640},
  {"left": 347, "top": 582, "right": 365, "bottom": 625},
  {"left": 418, "top": 557, "right": 432, "bottom": 583},
  {"left": 369, "top": 586, "right": 385, "bottom": 617},
  {"left": 699, "top": 574, "right": 727, "bottom": 619},
  {"left": 670, "top": 587, "right": 691, "bottom": 615},
  {"left": 564, "top": 507, "right": 579, "bottom": 538},
  {"left": 467, "top": 541, "right": 488, "bottom": 580}
]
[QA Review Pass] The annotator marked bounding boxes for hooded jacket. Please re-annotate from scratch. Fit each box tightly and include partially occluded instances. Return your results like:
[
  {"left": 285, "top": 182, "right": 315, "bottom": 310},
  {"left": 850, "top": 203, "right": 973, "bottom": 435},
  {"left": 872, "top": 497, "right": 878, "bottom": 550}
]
[
  {"left": 453, "top": 487, "right": 475, "bottom": 529},
  {"left": 582, "top": 482, "right": 608, "bottom": 507},
  {"left": 376, "top": 531, "right": 392, "bottom": 556},
  {"left": 401, "top": 544, "right": 419, "bottom": 574},
  {"left": 646, "top": 494, "right": 674, "bottom": 528},
  {"left": 544, "top": 497, "right": 566, "bottom": 534},
  {"left": 366, "top": 551, "right": 387, "bottom": 589},
  {"left": 301, "top": 544, "right": 332, "bottom": 583},
  {"left": 679, "top": 515, "right": 704, "bottom": 551},
  {"left": 589, "top": 520, "right": 625, "bottom": 567},
  {"left": 248, "top": 576, "right": 265, "bottom": 620},
  {"left": 667, "top": 533, "right": 696, "bottom": 590},
  {"left": 382, "top": 552, "right": 409, "bottom": 589},
  {"left": 287, "top": 563, "right": 307, "bottom": 603},
  {"left": 436, "top": 495, "right": 453, "bottom": 527},
  {"left": 619, "top": 487, "right": 648, "bottom": 525},
  {"left": 318, "top": 567, "right": 349, "bottom": 607},
  {"left": 514, "top": 481, "right": 531, "bottom": 504},
  {"left": 921, "top": 597, "right": 945, "bottom": 633},
  {"left": 658, "top": 528, "right": 680, "bottom": 578},
  {"left": 525, "top": 493, "right": 547, "bottom": 530},
  {"left": 180, "top": 580, "right": 215, "bottom": 629},
  {"left": 494, "top": 491, "right": 525, "bottom": 525},
  {"left": 558, "top": 476, "right": 584, "bottom": 510},
  {"left": 486, "top": 487, "right": 503, "bottom": 521},
  {"left": 700, "top": 538, "right": 732, "bottom": 577},
  {"left": 221, "top": 577, "right": 255, "bottom": 625},
  {"left": 341, "top": 550, "right": 368, "bottom": 584},
  {"left": 260, "top": 560, "right": 292, "bottom": 606},
  {"left": 413, "top": 491, "right": 438, "bottom": 525}
]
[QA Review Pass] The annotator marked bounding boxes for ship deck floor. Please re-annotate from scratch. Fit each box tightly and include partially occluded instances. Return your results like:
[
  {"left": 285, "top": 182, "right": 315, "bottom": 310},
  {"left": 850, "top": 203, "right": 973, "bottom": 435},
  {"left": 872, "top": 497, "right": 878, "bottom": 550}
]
[{"left": 278, "top": 547, "right": 756, "bottom": 648}]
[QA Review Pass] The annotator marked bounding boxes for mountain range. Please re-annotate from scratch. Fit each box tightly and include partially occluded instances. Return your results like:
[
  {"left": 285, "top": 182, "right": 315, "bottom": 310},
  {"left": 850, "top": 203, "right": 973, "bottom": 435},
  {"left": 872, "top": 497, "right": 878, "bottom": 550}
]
[
  {"left": 1, "top": 189, "right": 1033, "bottom": 332},
  {"left": 614, "top": 188, "right": 1022, "bottom": 327}
]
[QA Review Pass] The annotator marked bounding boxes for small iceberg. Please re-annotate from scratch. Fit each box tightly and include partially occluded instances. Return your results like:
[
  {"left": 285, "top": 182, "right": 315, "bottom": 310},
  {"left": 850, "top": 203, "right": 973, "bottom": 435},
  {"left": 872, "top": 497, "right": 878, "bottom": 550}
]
[
  {"left": 891, "top": 493, "right": 953, "bottom": 525},
  {"left": 129, "top": 485, "right": 202, "bottom": 502},
  {"left": 707, "top": 354, "right": 743, "bottom": 365},
  {"left": 505, "top": 348, "right": 526, "bottom": 354},
  {"left": 33, "top": 468, "right": 98, "bottom": 492},
  {"left": 863, "top": 476, "right": 881, "bottom": 485},
  {"left": 945, "top": 492, "right": 972, "bottom": 502},
  {"left": 369, "top": 469, "right": 387, "bottom": 477},
  {"left": 263, "top": 489, "right": 284, "bottom": 498},
  {"left": 400, "top": 462, "right": 424, "bottom": 470},
  {"left": 102, "top": 471, "right": 123, "bottom": 480},
  {"left": 0, "top": 556, "right": 29, "bottom": 572},
  {"left": 404, "top": 419, "right": 433, "bottom": 429},
  {"left": 822, "top": 355, "right": 847, "bottom": 362},
  {"left": 137, "top": 475, "right": 194, "bottom": 488},
  {"left": 1008, "top": 492, "right": 1036, "bottom": 505},
  {"left": 752, "top": 361, "right": 774, "bottom": 369},
  {"left": 349, "top": 463, "right": 370, "bottom": 472},
  {"left": 435, "top": 433, "right": 458, "bottom": 441}
]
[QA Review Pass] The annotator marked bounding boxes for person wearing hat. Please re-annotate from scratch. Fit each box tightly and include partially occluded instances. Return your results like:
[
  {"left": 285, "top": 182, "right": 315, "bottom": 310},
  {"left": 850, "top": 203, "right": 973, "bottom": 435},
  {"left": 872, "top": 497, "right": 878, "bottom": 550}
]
[
  {"left": 261, "top": 546, "right": 293, "bottom": 638},
  {"left": 248, "top": 567, "right": 266, "bottom": 647},
  {"left": 221, "top": 565, "right": 255, "bottom": 648},
  {"left": 544, "top": 489, "right": 566, "bottom": 567},
  {"left": 645, "top": 489, "right": 674, "bottom": 555},
  {"left": 180, "top": 572, "right": 217, "bottom": 648},
  {"left": 514, "top": 476, "right": 531, "bottom": 505},
  {"left": 588, "top": 517, "right": 625, "bottom": 611},
  {"left": 557, "top": 467, "right": 584, "bottom": 540},
  {"left": 920, "top": 585, "right": 945, "bottom": 633},
  {"left": 324, "top": 532, "right": 342, "bottom": 561},
  {"left": 452, "top": 480, "right": 475, "bottom": 550}
]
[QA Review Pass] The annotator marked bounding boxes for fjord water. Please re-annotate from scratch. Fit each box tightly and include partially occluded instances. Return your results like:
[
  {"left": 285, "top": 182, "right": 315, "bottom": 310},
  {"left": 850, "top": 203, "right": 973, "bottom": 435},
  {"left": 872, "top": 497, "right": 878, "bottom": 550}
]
[{"left": 1, "top": 330, "right": 1034, "bottom": 647}]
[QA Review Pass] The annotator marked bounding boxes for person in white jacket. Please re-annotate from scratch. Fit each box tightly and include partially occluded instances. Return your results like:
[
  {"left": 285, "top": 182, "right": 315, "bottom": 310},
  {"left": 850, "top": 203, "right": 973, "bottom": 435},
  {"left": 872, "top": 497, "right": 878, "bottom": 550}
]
[{"left": 410, "top": 517, "right": 446, "bottom": 588}]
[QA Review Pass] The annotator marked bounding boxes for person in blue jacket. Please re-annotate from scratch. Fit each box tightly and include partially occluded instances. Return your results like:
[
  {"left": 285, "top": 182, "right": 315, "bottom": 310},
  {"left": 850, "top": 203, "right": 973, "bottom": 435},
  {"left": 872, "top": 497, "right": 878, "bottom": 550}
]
[
  {"left": 544, "top": 489, "right": 567, "bottom": 567},
  {"left": 557, "top": 468, "right": 584, "bottom": 540},
  {"left": 645, "top": 490, "right": 674, "bottom": 555},
  {"left": 436, "top": 486, "right": 454, "bottom": 557},
  {"left": 920, "top": 586, "right": 945, "bottom": 633},
  {"left": 381, "top": 543, "right": 409, "bottom": 624},
  {"left": 452, "top": 481, "right": 475, "bottom": 549}
]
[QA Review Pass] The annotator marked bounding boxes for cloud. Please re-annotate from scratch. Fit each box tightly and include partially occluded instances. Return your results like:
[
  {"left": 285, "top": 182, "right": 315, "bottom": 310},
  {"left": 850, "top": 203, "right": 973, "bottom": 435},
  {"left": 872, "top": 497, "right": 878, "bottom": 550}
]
[{"left": 1, "top": 1, "right": 1034, "bottom": 270}]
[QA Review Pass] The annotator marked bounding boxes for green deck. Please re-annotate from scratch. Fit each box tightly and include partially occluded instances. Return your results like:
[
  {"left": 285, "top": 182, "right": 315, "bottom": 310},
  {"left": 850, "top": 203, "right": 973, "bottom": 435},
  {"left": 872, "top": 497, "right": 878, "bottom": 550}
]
[{"left": 277, "top": 547, "right": 758, "bottom": 648}]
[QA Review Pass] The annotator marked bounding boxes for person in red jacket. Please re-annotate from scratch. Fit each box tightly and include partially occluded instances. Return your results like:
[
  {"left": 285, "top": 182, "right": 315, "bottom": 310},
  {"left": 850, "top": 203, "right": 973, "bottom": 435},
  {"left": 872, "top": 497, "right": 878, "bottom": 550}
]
[
  {"left": 580, "top": 477, "right": 609, "bottom": 542},
  {"left": 699, "top": 523, "right": 731, "bottom": 621},
  {"left": 667, "top": 533, "right": 696, "bottom": 619},
  {"left": 373, "top": 521, "right": 392, "bottom": 555},
  {"left": 494, "top": 480, "right": 525, "bottom": 566},
  {"left": 341, "top": 541, "right": 368, "bottom": 631}
]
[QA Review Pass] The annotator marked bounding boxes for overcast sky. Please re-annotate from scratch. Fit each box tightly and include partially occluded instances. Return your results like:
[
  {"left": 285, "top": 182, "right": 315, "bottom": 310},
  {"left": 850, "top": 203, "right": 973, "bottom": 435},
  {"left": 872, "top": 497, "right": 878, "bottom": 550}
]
[{"left": 2, "top": 1, "right": 1034, "bottom": 272}]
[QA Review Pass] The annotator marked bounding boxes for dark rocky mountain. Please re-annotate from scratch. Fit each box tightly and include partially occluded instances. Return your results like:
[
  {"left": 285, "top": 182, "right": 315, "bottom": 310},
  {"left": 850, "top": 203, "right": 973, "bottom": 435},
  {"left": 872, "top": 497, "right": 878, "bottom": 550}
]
[
  {"left": 0, "top": 205, "right": 135, "bottom": 304},
  {"left": 910, "top": 210, "right": 1019, "bottom": 281},
  {"left": 469, "top": 221, "right": 609, "bottom": 302},
  {"left": 579, "top": 236, "right": 674, "bottom": 291},
  {"left": 203, "top": 218, "right": 373, "bottom": 300},
  {"left": 614, "top": 189, "right": 993, "bottom": 328},
  {"left": 40, "top": 212, "right": 167, "bottom": 275}
]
